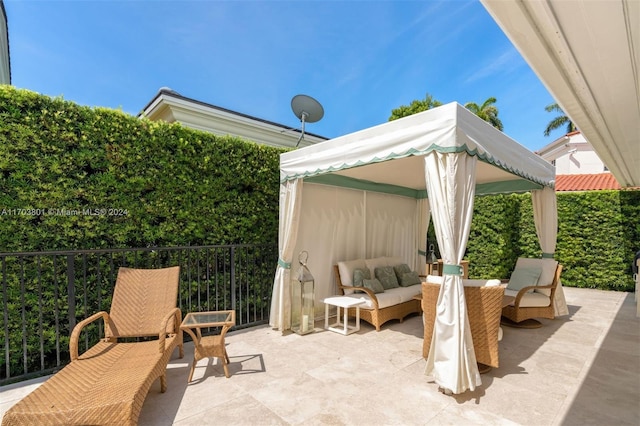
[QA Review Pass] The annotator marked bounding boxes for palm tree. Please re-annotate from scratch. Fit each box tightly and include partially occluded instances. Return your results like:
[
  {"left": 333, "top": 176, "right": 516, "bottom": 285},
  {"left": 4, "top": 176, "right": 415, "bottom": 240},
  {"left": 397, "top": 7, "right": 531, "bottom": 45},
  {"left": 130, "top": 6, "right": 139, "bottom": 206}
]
[
  {"left": 389, "top": 93, "right": 442, "bottom": 121},
  {"left": 544, "top": 103, "right": 577, "bottom": 136},
  {"left": 464, "top": 97, "right": 503, "bottom": 131}
]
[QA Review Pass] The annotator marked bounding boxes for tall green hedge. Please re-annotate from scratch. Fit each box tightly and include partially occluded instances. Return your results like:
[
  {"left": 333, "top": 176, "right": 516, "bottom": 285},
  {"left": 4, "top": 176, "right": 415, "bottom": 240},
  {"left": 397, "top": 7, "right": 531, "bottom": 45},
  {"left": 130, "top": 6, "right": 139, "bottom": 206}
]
[
  {"left": 0, "top": 86, "right": 285, "bottom": 251},
  {"left": 1, "top": 86, "right": 638, "bottom": 291}
]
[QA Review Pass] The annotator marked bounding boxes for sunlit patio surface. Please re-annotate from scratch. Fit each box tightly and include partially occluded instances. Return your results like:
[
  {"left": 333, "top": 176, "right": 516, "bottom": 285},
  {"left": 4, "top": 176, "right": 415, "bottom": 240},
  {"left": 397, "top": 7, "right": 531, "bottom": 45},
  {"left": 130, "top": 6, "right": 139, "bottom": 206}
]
[{"left": 1, "top": 286, "right": 638, "bottom": 425}]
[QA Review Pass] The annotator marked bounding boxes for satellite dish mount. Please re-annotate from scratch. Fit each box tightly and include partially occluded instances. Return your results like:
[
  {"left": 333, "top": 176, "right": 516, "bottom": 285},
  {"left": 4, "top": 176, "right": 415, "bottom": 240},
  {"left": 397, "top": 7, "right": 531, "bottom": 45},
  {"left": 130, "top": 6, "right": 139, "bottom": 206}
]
[{"left": 291, "top": 95, "right": 324, "bottom": 147}]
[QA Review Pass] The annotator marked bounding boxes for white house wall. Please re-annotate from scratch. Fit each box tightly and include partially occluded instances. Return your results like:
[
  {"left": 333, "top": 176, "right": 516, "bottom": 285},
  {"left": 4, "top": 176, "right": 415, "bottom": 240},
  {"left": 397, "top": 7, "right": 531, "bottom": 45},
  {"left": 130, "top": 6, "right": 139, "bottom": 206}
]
[{"left": 554, "top": 150, "right": 606, "bottom": 175}]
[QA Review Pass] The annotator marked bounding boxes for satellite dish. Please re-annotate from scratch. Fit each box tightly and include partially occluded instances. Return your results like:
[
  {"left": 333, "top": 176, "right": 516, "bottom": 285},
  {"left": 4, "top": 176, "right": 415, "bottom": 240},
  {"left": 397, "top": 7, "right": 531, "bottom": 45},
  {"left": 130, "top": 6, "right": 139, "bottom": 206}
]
[{"left": 291, "top": 94, "right": 324, "bottom": 147}]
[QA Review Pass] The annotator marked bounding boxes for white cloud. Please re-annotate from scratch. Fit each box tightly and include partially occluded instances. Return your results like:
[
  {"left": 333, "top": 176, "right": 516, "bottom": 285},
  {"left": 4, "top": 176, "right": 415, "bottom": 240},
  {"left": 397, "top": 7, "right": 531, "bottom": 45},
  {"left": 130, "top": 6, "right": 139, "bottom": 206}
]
[{"left": 464, "top": 48, "right": 523, "bottom": 84}]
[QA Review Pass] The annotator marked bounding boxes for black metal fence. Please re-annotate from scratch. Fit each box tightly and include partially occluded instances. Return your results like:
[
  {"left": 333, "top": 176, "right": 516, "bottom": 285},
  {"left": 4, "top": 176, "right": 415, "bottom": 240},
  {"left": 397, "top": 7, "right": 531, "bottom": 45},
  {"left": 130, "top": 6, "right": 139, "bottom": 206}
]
[{"left": 0, "top": 244, "right": 277, "bottom": 385}]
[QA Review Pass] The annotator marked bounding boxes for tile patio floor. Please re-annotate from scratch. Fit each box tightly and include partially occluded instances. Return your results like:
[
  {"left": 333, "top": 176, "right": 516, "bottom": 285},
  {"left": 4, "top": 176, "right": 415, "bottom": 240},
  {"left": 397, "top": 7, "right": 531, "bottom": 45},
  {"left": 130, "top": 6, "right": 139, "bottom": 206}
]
[{"left": 1, "top": 287, "right": 638, "bottom": 425}]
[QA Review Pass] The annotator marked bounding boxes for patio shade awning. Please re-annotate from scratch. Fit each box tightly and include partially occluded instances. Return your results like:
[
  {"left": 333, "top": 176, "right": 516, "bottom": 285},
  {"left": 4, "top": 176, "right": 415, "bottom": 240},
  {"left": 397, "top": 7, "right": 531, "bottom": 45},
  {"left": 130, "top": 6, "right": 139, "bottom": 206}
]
[{"left": 481, "top": 0, "right": 640, "bottom": 188}]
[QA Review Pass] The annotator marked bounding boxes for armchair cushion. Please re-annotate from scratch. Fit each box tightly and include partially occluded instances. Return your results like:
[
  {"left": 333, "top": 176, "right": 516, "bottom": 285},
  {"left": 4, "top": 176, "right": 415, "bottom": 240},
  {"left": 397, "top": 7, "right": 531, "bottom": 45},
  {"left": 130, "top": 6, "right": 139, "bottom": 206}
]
[
  {"left": 504, "top": 288, "right": 551, "bottom": 307},
  {"left": 513, "top": 258, "right": 559, "bottom": 296},
  {"left": 507, "top": 266, "right": 542, "bottom": 292}
]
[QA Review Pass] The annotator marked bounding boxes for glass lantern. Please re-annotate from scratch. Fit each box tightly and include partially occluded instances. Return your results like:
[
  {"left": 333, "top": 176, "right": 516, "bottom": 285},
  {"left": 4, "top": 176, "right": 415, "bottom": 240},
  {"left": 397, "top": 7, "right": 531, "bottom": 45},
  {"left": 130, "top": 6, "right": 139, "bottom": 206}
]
[
  {"left": 291, "top": 250, "right": 315, "bottom": 335},
  {"left": 427, "top": 244, "right": 440, "bottom": 276}
]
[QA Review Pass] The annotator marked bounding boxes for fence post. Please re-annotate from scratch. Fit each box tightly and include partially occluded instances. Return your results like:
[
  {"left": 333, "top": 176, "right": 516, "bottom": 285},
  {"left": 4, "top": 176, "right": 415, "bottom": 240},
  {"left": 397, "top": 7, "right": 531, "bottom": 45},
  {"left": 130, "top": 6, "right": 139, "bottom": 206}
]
[
  {"left": 67, "top": 255, "right": 76, "bottom": 331},
  {"left": 230, "top": 246, "right": 236, "bottom": 311}
]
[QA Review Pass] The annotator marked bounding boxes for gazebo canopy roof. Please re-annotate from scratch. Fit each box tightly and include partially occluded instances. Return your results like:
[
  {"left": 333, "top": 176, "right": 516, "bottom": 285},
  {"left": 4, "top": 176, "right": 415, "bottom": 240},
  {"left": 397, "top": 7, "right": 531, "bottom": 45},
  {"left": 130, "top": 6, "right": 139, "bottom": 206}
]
[{"left": 281, "top": 102, "right": 555, "bottom": 197}]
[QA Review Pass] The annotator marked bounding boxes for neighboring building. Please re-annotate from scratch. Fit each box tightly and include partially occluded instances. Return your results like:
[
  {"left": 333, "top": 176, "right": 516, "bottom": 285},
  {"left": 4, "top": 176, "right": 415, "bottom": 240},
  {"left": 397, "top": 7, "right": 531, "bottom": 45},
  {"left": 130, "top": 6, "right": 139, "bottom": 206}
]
[
  {"left": 537, "top": 131, "right": 637, "bottom": 191},
  {"left": 537, "top": 131, "right": 608, "bottom": 175},
  {"left": 0, "top": 0, "right": 10, "bottom": 84},
  {"left": 140, "top": 88, "right": 328, "bottom": 149}
]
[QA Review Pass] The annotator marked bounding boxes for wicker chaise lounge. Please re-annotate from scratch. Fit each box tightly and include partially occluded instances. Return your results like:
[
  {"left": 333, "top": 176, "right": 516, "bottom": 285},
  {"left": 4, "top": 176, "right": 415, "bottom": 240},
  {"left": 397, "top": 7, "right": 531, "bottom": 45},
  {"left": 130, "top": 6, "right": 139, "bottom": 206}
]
[{"left": 2, "top": 266, "right": 184, "bottom": 426}]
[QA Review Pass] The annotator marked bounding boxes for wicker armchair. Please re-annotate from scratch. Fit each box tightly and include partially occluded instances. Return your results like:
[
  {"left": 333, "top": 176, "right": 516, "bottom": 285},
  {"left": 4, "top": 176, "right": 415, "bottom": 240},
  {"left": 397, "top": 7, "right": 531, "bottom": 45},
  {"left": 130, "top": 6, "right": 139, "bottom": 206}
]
[
  {"left": 2, "top": 267, "right": 184, "bottom": 426},
  {"left": 502, "top": 263, "right": 563, "bottom": 326},
  {"left": 422, "top": 282, "right": 505, "bottom": 369}
]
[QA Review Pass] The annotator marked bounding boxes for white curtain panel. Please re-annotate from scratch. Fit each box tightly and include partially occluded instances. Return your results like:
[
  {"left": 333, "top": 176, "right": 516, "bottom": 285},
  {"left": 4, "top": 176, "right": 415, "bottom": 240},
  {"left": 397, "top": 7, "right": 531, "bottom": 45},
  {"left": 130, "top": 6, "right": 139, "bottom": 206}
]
[
  {"left": 423, "top": 151, "right": 480, "bottom": 394},
  {"left": 365, "top": 192, "right": 418, "bottom": 267},
  {"left": 532, "top": 187, "right": 569, "bottom": 316},
  {"left": 292, "top": 184, "right": 366, "bottom": 314},
  {"left": 269, "top": 179, "right": 303, "bottom": 331},
  {"left": 417, "top": 198, "right": 431, "bottom": 275}
]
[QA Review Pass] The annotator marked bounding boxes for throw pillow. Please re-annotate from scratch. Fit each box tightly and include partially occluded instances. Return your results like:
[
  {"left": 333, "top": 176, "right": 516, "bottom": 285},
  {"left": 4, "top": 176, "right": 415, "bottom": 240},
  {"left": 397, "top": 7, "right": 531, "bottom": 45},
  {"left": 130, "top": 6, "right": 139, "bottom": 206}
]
[
  {"left": 507, "top": 267, "right": 542, "bottom": 292},
  {"left": 399, "top": 271, "right": 421, "bottom": 287},
  {"left": 393, "top": 263, "right": 412, "bottom": 281},
  {"left": 375, "top": 266, "right": 400, "bottom": 289},
  {"left": 363, "top": 278, "right": 385, "bottom": 294},
  {"left": 352, "top": 268, "right": 371, "bottom": 288}
]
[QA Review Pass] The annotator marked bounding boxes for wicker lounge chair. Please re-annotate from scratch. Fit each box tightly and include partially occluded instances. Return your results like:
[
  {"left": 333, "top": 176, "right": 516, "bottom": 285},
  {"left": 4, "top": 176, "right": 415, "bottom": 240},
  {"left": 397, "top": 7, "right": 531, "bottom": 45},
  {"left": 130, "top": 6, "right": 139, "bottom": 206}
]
[
  {"left": 502, "top": 262, "right": 563, "bottom": 327},
  {"left": 422, "top": 282, "right": 504, "bottom": 369},
  {"left": 2, "top": 266, "right": 184, "bottom": 426}
]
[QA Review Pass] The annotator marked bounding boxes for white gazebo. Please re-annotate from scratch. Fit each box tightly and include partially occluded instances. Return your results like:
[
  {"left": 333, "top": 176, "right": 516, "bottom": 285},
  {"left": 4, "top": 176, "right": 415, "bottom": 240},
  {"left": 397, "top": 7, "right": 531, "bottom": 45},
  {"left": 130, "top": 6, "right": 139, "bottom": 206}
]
[{"left": 269, "top": 102, "right": 567, "bottom": 394}]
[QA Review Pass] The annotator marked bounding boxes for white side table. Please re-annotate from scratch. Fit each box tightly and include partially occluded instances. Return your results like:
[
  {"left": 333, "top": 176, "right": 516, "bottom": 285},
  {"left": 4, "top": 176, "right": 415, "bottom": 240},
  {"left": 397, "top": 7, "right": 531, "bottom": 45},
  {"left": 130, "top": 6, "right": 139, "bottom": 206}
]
[{"left": 323, "top": 296, "right": 365, "bottom": 335}]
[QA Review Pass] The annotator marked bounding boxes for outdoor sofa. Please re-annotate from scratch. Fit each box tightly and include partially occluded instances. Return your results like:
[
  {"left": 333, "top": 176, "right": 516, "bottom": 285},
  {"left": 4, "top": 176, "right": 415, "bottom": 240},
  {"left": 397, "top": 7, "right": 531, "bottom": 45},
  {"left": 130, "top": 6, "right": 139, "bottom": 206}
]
[{"left": 334, "top": 256, "right": 422, "bottom": 331}]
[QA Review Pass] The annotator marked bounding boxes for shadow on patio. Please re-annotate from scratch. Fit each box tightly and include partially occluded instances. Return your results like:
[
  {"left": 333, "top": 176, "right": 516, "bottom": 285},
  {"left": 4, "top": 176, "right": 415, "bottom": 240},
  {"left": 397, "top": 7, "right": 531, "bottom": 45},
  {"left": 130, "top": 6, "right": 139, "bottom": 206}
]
[{"left": 1, "top": 287, "right": 638, "bottom": 425}]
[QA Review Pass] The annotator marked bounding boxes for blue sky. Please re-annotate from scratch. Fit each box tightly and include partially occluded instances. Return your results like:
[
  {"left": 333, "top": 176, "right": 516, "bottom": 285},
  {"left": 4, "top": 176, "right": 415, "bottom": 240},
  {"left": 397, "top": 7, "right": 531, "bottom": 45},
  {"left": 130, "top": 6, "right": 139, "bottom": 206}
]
[{"left": 6, "top": 0, "right": 563, "bottom": 151}]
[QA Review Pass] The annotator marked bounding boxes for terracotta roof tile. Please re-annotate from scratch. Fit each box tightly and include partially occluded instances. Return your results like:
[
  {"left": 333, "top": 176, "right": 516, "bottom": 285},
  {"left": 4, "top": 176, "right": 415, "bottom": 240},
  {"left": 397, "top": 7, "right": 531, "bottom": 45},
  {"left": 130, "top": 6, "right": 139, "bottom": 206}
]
[{"left": 555, "top": 173, "right": 625, "bottom": 191}]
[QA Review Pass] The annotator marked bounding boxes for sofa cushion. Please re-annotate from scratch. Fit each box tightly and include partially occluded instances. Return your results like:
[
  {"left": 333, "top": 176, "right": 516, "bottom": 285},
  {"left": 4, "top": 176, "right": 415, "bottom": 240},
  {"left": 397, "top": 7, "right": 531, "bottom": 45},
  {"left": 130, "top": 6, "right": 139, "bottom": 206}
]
[
  {"left": 504, "top": 288, "right": 551, "bottom": 307},
  {"left": 365, "top": 257, "right": 390, "bottom": 275},
  {"left": 375, "top": 266, "right": 400, "bottom": 289},
  {"left": 393, "top": 284, "right": 422, "bottom": 302},
  {"left": 385, "top": 257, "right": 404, "bottom": 268},
  {"left": 338, "top": 259, "right": 367, "bottom": 295},
  {"left": 345, "top": 291, "right": 402, "bottom": 309},
  {"left": 363, "top": 278, "right": 384, "bottom": 294},
  {"left": 507, "top": 266, "right": 542, "bottom": 292}
]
